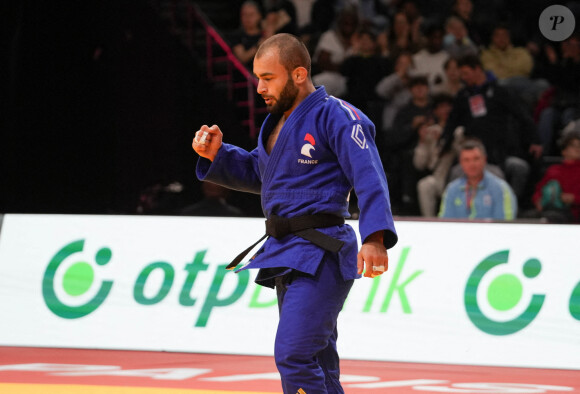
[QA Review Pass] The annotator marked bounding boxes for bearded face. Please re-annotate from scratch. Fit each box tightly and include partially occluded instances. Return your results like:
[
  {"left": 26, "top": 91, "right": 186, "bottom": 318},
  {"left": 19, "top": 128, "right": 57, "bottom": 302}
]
[{"left": 264, "top": 73, "right": 299, "bottom": 115}]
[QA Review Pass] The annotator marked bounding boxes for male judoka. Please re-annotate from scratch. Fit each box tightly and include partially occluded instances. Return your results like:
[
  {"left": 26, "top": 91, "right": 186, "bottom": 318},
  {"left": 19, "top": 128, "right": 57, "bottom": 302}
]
[{"left": 192, "top": 33, "right": 397, "bottom": 394}]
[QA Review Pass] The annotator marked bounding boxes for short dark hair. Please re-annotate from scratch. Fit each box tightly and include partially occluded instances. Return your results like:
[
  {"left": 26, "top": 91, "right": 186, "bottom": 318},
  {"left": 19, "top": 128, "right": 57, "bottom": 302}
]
[
  {"left": 457, "top": 54, "right": 482, "bottom": 69},
  {"left": 256, "top": 33, "right": 312, "bottom": 76},
  {"left": 240, "top": 0, "right": 263, "bottom": 16},
  {"left": 492, "top": 22, "right": 510, "bottom": 34},
  {"left": 559, "top": 130, "right": 580, "bottom": 150},
  {"left": 408, "top": 75, "right": 429, "bottom": 87},
  {"left": 460, "top": 138, "right": 487, "bottom": 156},
  {"left": 432, "top": 93, "right": 454, "bottom": 108},
  {"left": 423, "top": 23, "right": 444, "bottom": 37},
  {"left": 358, "top": 27, "right": 377, "bottom": 41}
]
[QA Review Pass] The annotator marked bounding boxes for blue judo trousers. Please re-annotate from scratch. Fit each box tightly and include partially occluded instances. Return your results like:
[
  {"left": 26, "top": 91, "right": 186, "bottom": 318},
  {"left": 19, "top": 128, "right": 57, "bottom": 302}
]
[
  {"left": 274, "top": 255, "right": 353, "bottom": 393},
  {"left": 196, "top": 86, "right": 398, "bottom": 393}
]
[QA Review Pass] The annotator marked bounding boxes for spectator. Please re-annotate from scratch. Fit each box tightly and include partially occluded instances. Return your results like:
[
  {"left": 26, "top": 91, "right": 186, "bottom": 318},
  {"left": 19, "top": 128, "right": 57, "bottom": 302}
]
[
  {"left": 380, "top": 11, "right": 421, "bottom": 60},
  {"left": 536, "top": 34, "right": 580, "bottom": 155},
  {"left": 180, "top": 181, "right": 245, "bottom": 217},
  {"left": 375, "top": 51, "right": 416, "bottom": 134},
  {"left": 412, "top": 24, "right": 449, "bottom": 91},
  {"left": 263, "top": 0, "right": 298, "bottom": 36},
  {"left": 439, "top": 138, "right": 517, "bottom": 220},
  {"left": 480, "top": 24, "right": 549, "bottom": 110},
  {"left": 440, "top": 55, "right": 543, "bottom": 201},
  {"left": 136, "top": 181, "right": 186, "bottom": 215},
  {"left": 341, "top": 28, "right": 392, "bottom": 115},
  {"left": 449, "top": 0, "right": 485, "bottom": 47},
  {"left": 296, "top": 0, "right": 334, "bottom": 53},
  {"left": 431, "top": 57, "right": 463, "bottom": 97},
  {"left": 562, "top": 117, "right": 580, "bottom": 138},
  {"left": 312, "top": 5, "right": 359, "bottom": 96},
  {"left": 230, "top": 1, "right": 269, "bottom": 69},
  {"left": 309, "top": 0, "right": 337, "bottom": 35},
  {"left": 348, "top": 0, "right": 390, "bottom": 31},
  {"left": 414, "top": 94, "right": 455, "bottom": 217},
  {"left": 529, "top": 131, "right": 580, "bottom": 223},
  {"left": 443, "top": 16, "right": 478, "bottom": 59},
  {"left": 290, "top": 0, "right": 316, "bottom": 32},
  {"left": 414, "top": 117, "right": 443, "bottom": 178},
  {"left": 388, "top": 75, "right": 432, "bottom": 213},
  {"left": 391, "top": 75, "right": 431, "bottom": 150},
  {"left": 399, "top": 0, "right": 425, "bottom": 47}
]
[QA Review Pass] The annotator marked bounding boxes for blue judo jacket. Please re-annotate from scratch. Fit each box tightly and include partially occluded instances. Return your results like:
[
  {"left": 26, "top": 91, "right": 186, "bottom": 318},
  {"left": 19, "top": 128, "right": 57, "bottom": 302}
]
[{"left": 196, "top": 87, "right": 397, "bottom": 282}]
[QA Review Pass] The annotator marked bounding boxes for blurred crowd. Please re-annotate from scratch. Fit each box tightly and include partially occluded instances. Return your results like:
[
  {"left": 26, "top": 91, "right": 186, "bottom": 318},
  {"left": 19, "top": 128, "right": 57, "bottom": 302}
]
[{"left": 200, "top": 0, "right": 580, "bottom": 223}]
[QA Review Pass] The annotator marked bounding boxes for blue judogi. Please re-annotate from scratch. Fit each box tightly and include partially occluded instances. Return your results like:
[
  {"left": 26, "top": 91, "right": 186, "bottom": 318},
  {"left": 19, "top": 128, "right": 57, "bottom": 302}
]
[{"left": 197, "top": 86, "right": 397, "bottom": 393}]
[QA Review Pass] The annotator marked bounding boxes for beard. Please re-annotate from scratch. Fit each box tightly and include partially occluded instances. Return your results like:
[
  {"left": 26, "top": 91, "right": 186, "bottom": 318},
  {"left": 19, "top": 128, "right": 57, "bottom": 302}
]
[{"left": 264, "top": 76, "right": 299, "bottom": 115}]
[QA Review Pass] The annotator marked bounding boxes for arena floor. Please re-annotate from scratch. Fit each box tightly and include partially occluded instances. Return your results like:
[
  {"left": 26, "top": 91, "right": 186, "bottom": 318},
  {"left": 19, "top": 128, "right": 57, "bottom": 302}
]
[{"left": 0, "top": 347, "right": 578, "bottom": 393}]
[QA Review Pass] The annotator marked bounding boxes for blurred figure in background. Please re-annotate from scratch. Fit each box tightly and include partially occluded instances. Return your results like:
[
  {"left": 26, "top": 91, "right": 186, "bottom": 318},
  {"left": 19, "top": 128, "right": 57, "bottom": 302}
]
[
  {"left": 312, "top": 5, "right": 359, "bottom": 96},
  {"left": 449, "top": 0, "right": 485, "bottom": 46},
  {"left": 181, "top": 181, "right": 245, "bottom": 217},
  {"left": 263, "top": 0, "right": 298, "bottom": 36},
  {"left": 380, "top": 11, "right": 421, "bottom": 60},
  {"left": 480, "top": 24, "right": 549, "bottom": 111},
  {"left": 443, "top": 16, "right": 478, "bottom": 59},
  {"left": 536, "top": 34, "right": 580, "bottom": 155},
  {"left": 231, "top": 1, "right": 270, "bottom": 69},
  {"left": 440, "top": 55, "right": 543, "bottom": 201},
  {"left": 414, "top": 94, "right": 455, "bottom": 217},
  {"left": 386, "top": 76, "right": 431, "bottom": 214},
  {"left": 439, "top": 138, "right": 517, "bottom": 220},
  {"left": 431, "top": 57, "right": 463, "bottom": 97},
  {"left": 341, "top": 27, "right": 392, "bottom": 115},
  {"left": 375, "top": 51, "right": 416, "bottom": 135},
  {"left": 529, "top": 131, "right": 580, "bottom": 223},
  {"left": 412, "top": 24, "right": 449, "bottom": 91}
]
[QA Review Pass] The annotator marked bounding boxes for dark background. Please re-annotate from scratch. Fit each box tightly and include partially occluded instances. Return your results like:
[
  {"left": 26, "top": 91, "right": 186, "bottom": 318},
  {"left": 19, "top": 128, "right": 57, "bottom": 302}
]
[
  {"left": 1, "top": 0, "right": 575, "bottom": 216},
  {"left": 1, "top": 0, "right": 261, "bottom": 216}
]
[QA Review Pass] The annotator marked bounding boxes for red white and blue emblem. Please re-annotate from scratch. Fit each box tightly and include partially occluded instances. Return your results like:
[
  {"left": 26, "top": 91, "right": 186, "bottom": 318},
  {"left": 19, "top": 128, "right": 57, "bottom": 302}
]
[{"left": 301, "top": 133, "right": 316, "bottom": 158}]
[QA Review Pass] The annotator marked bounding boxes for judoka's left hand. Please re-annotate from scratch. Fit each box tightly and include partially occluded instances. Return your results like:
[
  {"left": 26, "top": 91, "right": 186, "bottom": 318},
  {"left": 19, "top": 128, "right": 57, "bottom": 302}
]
[{"left": 357, "top": 231, "right": 388, "bottom": 278}]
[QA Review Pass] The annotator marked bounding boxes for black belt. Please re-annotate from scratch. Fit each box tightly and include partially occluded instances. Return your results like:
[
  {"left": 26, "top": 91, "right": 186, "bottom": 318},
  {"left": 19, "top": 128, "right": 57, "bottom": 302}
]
[{"left": 226, "top": 214, "right": 345, "bottom": 270}]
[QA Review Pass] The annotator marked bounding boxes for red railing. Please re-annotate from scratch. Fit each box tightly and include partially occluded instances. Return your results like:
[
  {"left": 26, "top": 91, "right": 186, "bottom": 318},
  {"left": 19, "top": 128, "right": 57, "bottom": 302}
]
[{"left": 185, "top": 3, "right": 265, "bottom": 138}]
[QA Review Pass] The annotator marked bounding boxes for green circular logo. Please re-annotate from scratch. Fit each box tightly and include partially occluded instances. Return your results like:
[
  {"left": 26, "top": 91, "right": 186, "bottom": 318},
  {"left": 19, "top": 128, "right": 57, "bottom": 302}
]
[
  {"left": 62, "top": 262, "right": 95, "bottom": 296},
  {"left": 464, "top": 250, "right": 545, "bottom": 335},
  {"left": 487, "top": 274, "right": 522, "bottom": 312},
  {"left": 42, "top": 240, "right": 114, "bottom": 319}
]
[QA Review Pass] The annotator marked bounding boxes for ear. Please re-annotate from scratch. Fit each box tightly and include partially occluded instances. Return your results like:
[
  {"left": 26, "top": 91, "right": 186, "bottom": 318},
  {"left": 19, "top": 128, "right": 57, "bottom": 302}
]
[{"left": 293, "top": 67, "right": 308, "bottom": 84}]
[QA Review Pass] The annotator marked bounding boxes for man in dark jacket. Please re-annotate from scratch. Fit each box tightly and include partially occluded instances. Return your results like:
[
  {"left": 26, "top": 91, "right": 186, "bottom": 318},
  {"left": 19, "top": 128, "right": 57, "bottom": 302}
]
[{"left": 440, "top": 55, "right": 543, "bottom": 200}]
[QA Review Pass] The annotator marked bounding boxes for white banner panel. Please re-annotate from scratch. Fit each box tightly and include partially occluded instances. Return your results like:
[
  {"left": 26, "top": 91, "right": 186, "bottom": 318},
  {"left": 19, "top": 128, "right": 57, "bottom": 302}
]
[{"left": 0, "top": 214, "right": 578, "bottom": 370}]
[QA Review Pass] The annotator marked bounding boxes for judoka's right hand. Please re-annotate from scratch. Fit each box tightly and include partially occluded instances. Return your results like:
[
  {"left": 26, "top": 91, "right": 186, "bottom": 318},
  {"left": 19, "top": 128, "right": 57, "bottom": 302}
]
[
  {"left": 358, "top": 231, "right": 388, "bottom": 278},
  {"left": 193, "top": 124, "right": 223, "bottom": 162}
]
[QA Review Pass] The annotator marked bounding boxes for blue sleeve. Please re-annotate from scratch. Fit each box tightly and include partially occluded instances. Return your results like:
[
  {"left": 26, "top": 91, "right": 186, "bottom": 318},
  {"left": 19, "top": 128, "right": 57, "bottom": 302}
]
[
  {"left": 326, "top": 111, "right": 398, "bottom": 249},
  {"left": 492, "top": 181, "right": 518, "bottom": 220},
  {"left": 196, "top": 143, "right": 261, "bottom": 195}
]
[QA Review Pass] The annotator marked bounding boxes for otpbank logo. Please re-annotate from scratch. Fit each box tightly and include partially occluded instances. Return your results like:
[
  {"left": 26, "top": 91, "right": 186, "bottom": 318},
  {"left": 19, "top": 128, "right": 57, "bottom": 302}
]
[
  {"left": 464, "top": 250, "right": 545, "bottom": 335},
  {"left": 41, "top": 239, "right": 251, "bottom": 326},
  {"left": 42, "top": 240, "right": 113, "bottom": 319}
]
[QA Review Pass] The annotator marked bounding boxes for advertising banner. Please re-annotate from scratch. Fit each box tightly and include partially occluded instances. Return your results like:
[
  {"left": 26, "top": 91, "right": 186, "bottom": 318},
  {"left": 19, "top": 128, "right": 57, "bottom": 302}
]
[{"left": 0, "top": 214, "right": 578, "bottom": 370}]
